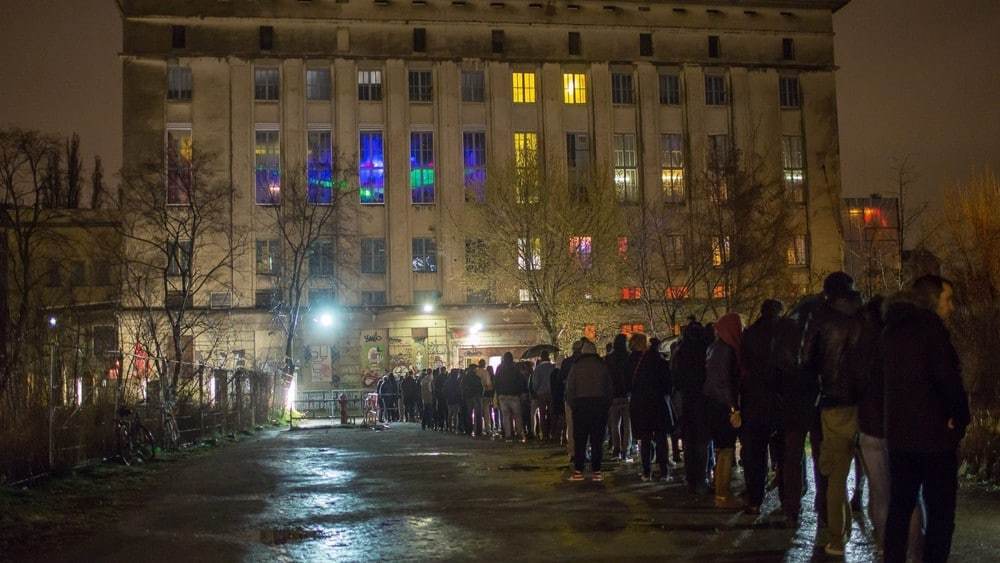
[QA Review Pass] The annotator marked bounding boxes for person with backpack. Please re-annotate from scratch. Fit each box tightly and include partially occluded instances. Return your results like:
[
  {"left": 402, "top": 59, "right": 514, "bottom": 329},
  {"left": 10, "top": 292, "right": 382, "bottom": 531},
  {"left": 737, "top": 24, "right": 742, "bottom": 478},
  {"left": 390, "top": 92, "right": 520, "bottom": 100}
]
[{"left": 671, "top": 320, "right": 712, "bottom": 494}]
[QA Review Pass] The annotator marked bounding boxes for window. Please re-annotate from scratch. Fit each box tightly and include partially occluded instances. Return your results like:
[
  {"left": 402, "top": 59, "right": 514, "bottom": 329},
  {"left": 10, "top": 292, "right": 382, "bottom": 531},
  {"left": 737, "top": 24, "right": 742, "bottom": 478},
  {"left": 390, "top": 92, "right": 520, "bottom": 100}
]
[
  {"left": 309, "top": 239, "right": 336, "bottom": 276},
  {"left": 659, "top": 73, "right": 680, "bottom": 105},
  {"left": 413, "top": 28, "right": 427, "bottom": 52},
  {"left": 307, "top": 129, "right": 333, "bottom": 204},
  {"left": 359, "top": 131, "right": 385, "bottom": 204},
  {"left": 414, "top": 290, "right": 439, "bottom": 307},
  {"left": 782, "top": 37, "right": 795, "bottom": 61},
  {"left": 412, "top": 238, "right": 437, "bottom": 272},
  {"left": 708, "top": 35, "right": 720, "bottom": 58},
  {"left": 611, "top": 72, "right": 635, "bottom": 104},
  {"left": 306, "top": 68, "right": 331, "bottom": 100},
  {"left": 569, "top": 236, "right": 592, "bottom": 269},
  {"left": 782, "top": 136, "right": 806, "bottom": 203},
  {"left": 410, "top": 131, "right": 435, "bottom": 204},
  {"left": 620, "top": 323, "right": 645, "bottom": 336},
  {"left": 171, "top": 25, "right": 186, "bottom": 49},
  {"left": 92, "top": 260, "right": 112, "bottom": 286},
  {"left": 779, "top": 76, "right": 800, "bottom": 108},
  {"left": 408, "top": 70, "right": 433, "bottom": 102},
  {"left": 512, "top": 72, "right": 536, "bottom": 103},
  {"left": 708, "top": 133, "right": 730, "bottom": 201},
  {"left": 613, "top": 133, "right": 639, "bottom": 204},
  {"left": 621, "top": 287, "right": 642, "bottom": 301},
  {"left": 711, "top": 236, "right": 731, "bottom": 267},
  {"left": 461, "top": 71, "right": 485, "bottom": 102},
  {"left": 518, "top": 289, "right": 534, "bottom": 303},
  {"left": 664, "top": 235, "right": 686, "bottom": 266},
  {"left": 46, "top": 259, "right": 61, "bottom": 287},
  {"left": 167, "top": 240, "right": 192, "bottom": 276},
  {"left": 660, "top": 133, "right": 685, "bottom": 203},
  {"left": 362, "top": 291, "right": 387, "bottom": 306},
  {"left": 466, "top": 239, "right": 487, "bottom": 273},
  {"left": 568, "top": 32, "right": 581, "bottom": 55},
  {"left": 713, "top": 283, "right": 727, "bottom": 299},
  {"left": 259, "top": 26, "right": 274, "bottom": 51},
  {"left": 255, "top": 128, "right": 280, "bottom": 204},
  {"left": 788, "top": 235, "right": 808, "bottom": 266},
  {"left": 665, "top": 287, "right": 689, "bottom": 300},
  {"left": 167, "top": 66, "right": 192, "bottom": 101},
  {"left": 639, "top": 33, "right": 653, "bottom": 57},
  {"left": 309, "top": 288, "right": 335, "bottom": 308},
  {"left": 617, "top": 236, "right": 629, "bottom": 258},
  {"left": 358, "top": 69, "right": 383, "bottom": 101},
  {"left": 255, "top": 290, "right": 276, "bottom": 309},
  {"left": 514, "top": 132, "right": 539, "bottom": 203},
  {"left": 361, "top": 238, "right": 386, "bottom": 274},
  {"left": 563, "top": 73, "right": 586, "bottom": 104},
  {"left": 705, "top": 74, "right": 727, "bottom": 105},
  {"left": 256, "top": 239, "right": 281, "bottom": 275},
  {"left": 166, "top": 127, "right": 193, "bottom": 205},
  {"left": 517, "top": 237, "right": 542, "bottom": 270},
  {"left": 254, "top": 67, "right": 279, "bottom": 101},
  {"left": 463, "top": 131, "right": 486, "bottom": 201},
  {"left": 566, "top": 133, "right": 591, "bottom": 196},
  {"left": 491, "top": 29, "right": 505, "bottom": 54}
]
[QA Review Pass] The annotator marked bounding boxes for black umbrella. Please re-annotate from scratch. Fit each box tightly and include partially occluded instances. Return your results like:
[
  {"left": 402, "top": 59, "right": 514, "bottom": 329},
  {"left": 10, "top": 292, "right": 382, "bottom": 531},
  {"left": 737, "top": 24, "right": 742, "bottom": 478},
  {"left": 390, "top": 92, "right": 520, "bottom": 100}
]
[{"left": 521, "top": 344, "right": 559, "bottom": 360}]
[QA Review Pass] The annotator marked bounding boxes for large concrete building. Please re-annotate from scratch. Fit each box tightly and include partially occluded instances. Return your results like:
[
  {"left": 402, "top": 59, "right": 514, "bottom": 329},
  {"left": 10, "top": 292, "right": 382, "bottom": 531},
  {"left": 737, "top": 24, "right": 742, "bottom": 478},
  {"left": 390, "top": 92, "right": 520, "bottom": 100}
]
[{"left": 121, "top": 0, "right": 849, "bottom": 392}]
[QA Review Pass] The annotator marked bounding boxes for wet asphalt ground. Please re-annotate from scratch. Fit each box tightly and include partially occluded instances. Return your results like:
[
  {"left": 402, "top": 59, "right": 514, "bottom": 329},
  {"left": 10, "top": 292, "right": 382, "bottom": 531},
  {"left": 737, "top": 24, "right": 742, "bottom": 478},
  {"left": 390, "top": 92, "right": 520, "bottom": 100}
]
[{"left": 28, "top": 422, "right": 1000, "bottom": 562}]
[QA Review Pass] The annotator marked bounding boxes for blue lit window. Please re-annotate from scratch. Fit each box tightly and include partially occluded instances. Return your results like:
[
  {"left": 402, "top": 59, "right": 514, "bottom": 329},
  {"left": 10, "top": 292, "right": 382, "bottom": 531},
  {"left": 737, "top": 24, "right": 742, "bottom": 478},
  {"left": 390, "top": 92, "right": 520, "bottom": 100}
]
[
  {"left": 307, "top": 129, "right": 333, "bottom": 204},
  {"left": 463, "top": 131, "right": 486, "bottom": 202},
  {"left": 359, "top": 131, "right": 384, "bottom": 205},
  {"left": 255, "top": 128, "right": 280, "bottom": 205},
  {"left": 410, "top": 131, "right": 435, "bottom": 204}
]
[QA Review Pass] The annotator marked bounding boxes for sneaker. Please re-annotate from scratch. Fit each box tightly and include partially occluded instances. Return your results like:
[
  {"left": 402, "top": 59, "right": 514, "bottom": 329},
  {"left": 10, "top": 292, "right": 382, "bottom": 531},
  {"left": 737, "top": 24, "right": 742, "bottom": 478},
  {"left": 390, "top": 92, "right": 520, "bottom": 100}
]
[
  {"left": 823, "top": 543, "right": 844, "bottom": 556},
  {"left": 570, "top": 471, "right": 585, "bottom": 481},
  {"left": 640, "top": 473, "right": 651, "bottom": 482},
  {"left": 592, "top": 471, "right": 603, "bottom": 482}
]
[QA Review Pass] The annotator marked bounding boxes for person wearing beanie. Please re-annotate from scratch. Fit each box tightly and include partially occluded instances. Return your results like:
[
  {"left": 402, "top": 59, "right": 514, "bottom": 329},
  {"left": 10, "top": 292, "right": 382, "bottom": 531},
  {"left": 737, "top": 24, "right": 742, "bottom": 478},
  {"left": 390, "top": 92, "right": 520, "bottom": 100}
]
[{"left": 565, "top": 339, "right": 613, "bottom": 481}]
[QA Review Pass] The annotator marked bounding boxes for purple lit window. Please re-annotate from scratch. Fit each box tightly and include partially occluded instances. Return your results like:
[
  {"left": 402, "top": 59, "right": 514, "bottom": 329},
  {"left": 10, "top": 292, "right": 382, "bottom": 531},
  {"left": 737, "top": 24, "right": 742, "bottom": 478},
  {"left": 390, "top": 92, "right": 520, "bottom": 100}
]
[
  {"left": 463, "top": 131, "right": 486, "bottom": 202},
  {"left": 410, "top": 131, "right": 435, "bottom": 204},
  {"left": 307, "top": 130, "right": 333, "bottom": 204},
  {"left": 359, "top": 131, "right": 384, "bottom": 205},
  {"left": 255, "top": 129, "right": 280, "bottom": 205}
]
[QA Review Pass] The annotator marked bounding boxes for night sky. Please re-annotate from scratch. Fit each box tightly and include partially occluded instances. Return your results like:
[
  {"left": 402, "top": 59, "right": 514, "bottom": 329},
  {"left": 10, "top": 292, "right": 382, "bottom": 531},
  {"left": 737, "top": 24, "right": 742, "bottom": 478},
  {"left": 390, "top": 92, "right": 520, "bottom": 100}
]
[{"left": 1, "top": 0, "right": 997, "bottom": 234}]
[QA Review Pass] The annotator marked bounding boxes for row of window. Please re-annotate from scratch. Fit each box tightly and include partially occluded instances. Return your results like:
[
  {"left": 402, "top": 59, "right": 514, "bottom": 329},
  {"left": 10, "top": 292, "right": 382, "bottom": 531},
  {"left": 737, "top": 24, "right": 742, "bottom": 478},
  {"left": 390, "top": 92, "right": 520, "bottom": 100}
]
[
  {"left": 44, "top": 259, "right": 113, "bottom": 288},
  {"left": 169, "top": 23, "right": 798, "bottom": 62},
  {"left": 167, "top": 66, "right": 802, "bottom": 109}
]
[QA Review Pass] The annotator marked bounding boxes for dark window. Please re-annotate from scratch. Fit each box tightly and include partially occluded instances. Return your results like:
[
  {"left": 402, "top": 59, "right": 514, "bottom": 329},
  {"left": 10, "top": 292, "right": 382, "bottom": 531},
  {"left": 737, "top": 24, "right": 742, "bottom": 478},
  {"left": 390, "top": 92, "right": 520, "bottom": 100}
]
[
  {"left": 611, "top": 72, "right": 634, "bottom": 104},
  {"left": 256, "top": 239, "right": 281, "bottom": 275},
  {"left": 568, "top": 32, "right": 581, "bottom": 55},
  {"left": 167, "top": 66, "right": 193, "bottom": 101},
  {"left": 259, "top": 26, "right": 274, "bottom": 51},
  {"left": 566, "top": 133, "right": 591, "bottom": 196},
  {"left": 361, "top": 238, "right": 386, "bottom": 274},
  {"left": 779, "top": 76, "right": 800, "bottom": 108},
  {"left": 306, "top": 68, "right": 331, "bottom": 100},
  {"left": 412, "top": 238, "right": 437, "bottom": 273},
  {"left": 171, "top": 25, "right": 186, "bottom": 49},
  {"left": 92, "top": 260, "right": 112, "bottom": 286},
  {"left": 310, "top": 288, "right": 335, "bottom": 307},
  {"left": 413, "top": 290, "right": 440, "bottom": 306},
  {"left": 658, "top": 73, "right": 680, "bottom": 105},
  {"left": 466, "top": 289, "right": 494, "bottom": 304},
  {"left": 46, "top": 259, "right": 61, "bottom": 287},
  {"left": 408, "top": 70, "right": 433, "bottom": 102},
  {"left": 782, "top": 37, "right": 795, "bottom": 61},
  {"left": 358, "top": 69, "right": 383, "bottom": 101},
  {"left": 465, "top": 239, "right": 487, "bottom": 273},
  {"left": 254, "top": 67, "right": 280, "bottom": 101},
  {"left": 167, "top": 240, "right": 193, "bottom": 276},
  {"left": 309, "top": 239, "right": 336, "bottom": 277},
  {"left": 705, "top": 74, "right": 727, "bottom": 105},
  {"left": 491, "top": 30, "right": 505, "bottom": 54},
  {"left": 413, "top": 28, "right": 427, "bottom": 52},
  {"left": 361, "top": 291, "right": 387, "bottom": 306},
  {"left": 639, "top": 33, "right": 653, "bottom": 57},
  {"left": 166, "top": 290, "right": 194, "bottom": 310},
  {"left": 69, "top": 260, "right": 85, "bottom": 287},
  {"left": 708, "top": 35, "right": 720, "bottom": 58},
  {"left": 254, "top": 290, "right": 276, "bottom": 310},
  {"left": 461, "top": 71, "right": 485, "bottom": 102}
]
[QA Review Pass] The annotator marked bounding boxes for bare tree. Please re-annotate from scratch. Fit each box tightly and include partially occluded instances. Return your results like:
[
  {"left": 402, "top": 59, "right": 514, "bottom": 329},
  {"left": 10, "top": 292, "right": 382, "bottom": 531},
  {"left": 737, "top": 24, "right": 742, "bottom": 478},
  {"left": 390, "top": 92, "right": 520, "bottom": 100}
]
[
  {"left": 451, "top": 158, "right": 624, "bottom": 347},
  {"left": 90, "top": 156, "right": 105, "bottom": 209},
  {"left": 65, "top": 133, "right": 82, "bottom": 209}
]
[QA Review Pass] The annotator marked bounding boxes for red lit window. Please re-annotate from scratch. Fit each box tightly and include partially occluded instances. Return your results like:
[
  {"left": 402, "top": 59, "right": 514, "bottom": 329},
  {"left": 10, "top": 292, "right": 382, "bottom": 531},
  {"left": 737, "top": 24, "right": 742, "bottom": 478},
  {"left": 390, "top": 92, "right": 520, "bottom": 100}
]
[
  {"left": 863, "top": 207, "right": 888, "bottom": 227},
  {"left": 620, "top": 323, "right": 645, "bottom": 336},
  {"left": 712, "top": 283, "right": 727, "bottom": 299},
  {"left": 617, "top": 236, "right": 628, "bottom": 257},
  {"left": 569, "top": 236, "right": 592, "bottom": 269},
  {"left": 665, "top": 286, "right": 689, "bottom": 300},
  {"left": 583, "top": 324, "right": 597, "bottom": 341},
  {"left": 621, "top": 286, "right": 642, "bottom": 300}
]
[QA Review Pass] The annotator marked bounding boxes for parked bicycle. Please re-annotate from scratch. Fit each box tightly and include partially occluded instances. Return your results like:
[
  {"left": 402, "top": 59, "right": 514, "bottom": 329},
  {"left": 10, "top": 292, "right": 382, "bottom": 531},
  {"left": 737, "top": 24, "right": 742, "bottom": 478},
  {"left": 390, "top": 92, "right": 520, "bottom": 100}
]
[
  {"left": 160, "top": 399, "right": 180, "bottom": 450},
  {"left": 115, "top": 406, "right": 156, "bottom": 465}
]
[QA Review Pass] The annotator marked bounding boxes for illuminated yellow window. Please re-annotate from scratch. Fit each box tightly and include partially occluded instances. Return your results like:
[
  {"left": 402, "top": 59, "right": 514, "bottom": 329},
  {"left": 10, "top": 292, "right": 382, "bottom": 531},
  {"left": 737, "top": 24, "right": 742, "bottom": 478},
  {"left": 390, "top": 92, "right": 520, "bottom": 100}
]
[
  {"left": 512, "top": 72, "right": 536, "bottom": 103},
  {"left": 513, "top": 132, "right": 538, "bottom": 168},
  {"left": 563, "top": 73, "right": 587, "bottom": 104}
]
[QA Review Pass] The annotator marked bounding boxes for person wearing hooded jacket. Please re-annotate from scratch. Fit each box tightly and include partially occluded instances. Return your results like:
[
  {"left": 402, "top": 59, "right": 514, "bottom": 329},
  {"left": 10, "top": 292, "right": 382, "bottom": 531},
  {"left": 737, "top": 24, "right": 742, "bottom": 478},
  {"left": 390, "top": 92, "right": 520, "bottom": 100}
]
[
  {"left": 629, "top": 335, "right": 674, "bottom": 481},
  {"left": 703, "top": 312, "right": 744, "bottom": 509},
  {"left": 882, "top": 275, "right": 969, "bottom": 563},
  {"left": 605, "top": 334, "right": 632, "bottom": 460},
  {"left": 495, "top": 352, "right": 527, "bottom": 441},
  {"left": 672, "top": 320, "right": 713, "bottom": 493},
  {"left": 565, "top": 339, "right": 613, "bottom": 481},
  {"left": 559, "top": 339, "right": 585, "bottom": 461}
]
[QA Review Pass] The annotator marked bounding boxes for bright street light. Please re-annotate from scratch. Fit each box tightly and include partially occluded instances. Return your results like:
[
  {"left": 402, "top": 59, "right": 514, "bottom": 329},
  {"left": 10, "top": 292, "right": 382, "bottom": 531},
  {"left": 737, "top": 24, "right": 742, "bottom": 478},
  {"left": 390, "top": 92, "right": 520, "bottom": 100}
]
[
  {"left": 48, "top": 316, "right": 57, "bottom": 328},
  {"left": 470, "top": 322, "right": 483, "bottom": 334},
  {"left": 316, "top": 312, "right": 334, "bottom": 328},
  {"left": 422, "top": 302, "right": 434, "bottom": 314}
]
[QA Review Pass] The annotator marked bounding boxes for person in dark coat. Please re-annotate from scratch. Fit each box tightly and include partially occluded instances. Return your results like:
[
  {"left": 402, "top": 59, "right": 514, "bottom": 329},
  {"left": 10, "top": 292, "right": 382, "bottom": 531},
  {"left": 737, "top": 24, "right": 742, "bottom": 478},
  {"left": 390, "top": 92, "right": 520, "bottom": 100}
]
[
  {"left": 559, "top": 339, "right": 585, "bottom": 460},
  {"left": 444, "top": 368, "right": 463, "bottom": 433},
  {"left": 461, "top": 363, "right": 485, "bottom": 436},
  {"left": 432, "top": 366, "right": 448, "bottom": 430},
  {"left": 704, "top": 312, "right": 745, "bottom": 509},
  {"left": 565, "top": 339, "right": 613, "bottom": 481},
  {"left": 401, "top": 371, "right": 420, "bottom": 422},
  {"left": 495, "top": 352, "right": 528, "bottom": 441},
  {"left": 672, "top": 320, "right": 712, "bottom": 493},
  {"left": 882, "top": 276, "right": 969, "bottom": 563},
  {"left": 629, "top": 335, "right": 674, "bottom": 480},
  {"left": 605, "top": 334, "right": 632, "bottom": 460},
  {"left": 740, "top": 299, "right": 786, "bottom": 514}
]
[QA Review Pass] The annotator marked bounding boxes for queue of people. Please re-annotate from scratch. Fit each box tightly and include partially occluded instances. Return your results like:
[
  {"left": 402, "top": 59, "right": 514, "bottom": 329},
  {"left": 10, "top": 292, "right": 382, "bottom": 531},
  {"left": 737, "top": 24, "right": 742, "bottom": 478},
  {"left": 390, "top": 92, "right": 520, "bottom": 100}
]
[{"left": 393, "top": 271, "right": 967, "bottom": 561}]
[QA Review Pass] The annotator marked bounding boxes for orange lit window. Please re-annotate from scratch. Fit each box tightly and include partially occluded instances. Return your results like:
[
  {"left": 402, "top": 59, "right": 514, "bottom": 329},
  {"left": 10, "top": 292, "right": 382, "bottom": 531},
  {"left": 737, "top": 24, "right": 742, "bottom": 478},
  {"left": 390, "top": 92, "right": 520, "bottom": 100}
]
[
  {"left": 617, "top": 236, "right": 628, "bottom": 257},
  {"left": 712, "top": 283, "right": 727, "bottom": 299},
  {"left": 621, "top": 287, "right": 642, "bottom": 300},
  {"left": 620, "top": 323, "right": 645, "bottom": 336},
  {"left": 583, "top": 324, "right": 597, "bottom": 341},
  {"left": 863, "top": 207, "right": 888, "bottom": 227},
  {"left": 665, "top": 286, "right": 689, "bottom": 300}
]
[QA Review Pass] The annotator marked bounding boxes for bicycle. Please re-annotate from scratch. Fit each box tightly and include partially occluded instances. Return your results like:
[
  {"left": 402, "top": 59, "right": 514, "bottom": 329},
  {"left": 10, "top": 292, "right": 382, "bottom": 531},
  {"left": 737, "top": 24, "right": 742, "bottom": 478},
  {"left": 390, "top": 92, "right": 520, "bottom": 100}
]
[
  {"left": 161, "top": 399, "right": 180, "bottom": 450},
  {"left": 115, "top": 406, "right": 157, "bottom": 465}
]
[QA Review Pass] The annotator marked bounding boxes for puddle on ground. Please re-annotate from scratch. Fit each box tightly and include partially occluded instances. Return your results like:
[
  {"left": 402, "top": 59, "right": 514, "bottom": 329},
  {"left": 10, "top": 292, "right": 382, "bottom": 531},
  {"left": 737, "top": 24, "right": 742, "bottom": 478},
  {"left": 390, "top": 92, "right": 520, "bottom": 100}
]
[{"left": 259, "top": 526, "right": 324, "bottom": 545}]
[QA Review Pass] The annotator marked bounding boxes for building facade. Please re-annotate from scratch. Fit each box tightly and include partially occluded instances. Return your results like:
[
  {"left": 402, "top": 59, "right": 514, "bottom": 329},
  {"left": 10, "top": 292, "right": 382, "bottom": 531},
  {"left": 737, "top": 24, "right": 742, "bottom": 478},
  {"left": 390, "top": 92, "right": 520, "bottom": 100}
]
[{"left": 121, "top": 0, "right": 848, "bottom": 391}]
